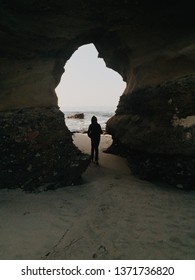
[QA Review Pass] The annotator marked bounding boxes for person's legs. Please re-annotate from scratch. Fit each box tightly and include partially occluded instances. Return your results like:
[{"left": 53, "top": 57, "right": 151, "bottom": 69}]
[
  {"left": 94, "top": 139, "right": 100, "bottom": 163},
  {"left": 94, "top": 144, "right": 99, "bottom": 162},
  {"left": 91, "top": 140, "right": 95, "bottom": 161}
]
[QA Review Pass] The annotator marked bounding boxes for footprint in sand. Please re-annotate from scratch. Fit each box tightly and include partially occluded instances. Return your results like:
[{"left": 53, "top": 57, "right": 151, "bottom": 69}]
[
  {"left": 92, "top": 245, "right": 109, "bottom": 259},
  {"left": 99, "top": 204, "right": 110, "bottom": 212}
]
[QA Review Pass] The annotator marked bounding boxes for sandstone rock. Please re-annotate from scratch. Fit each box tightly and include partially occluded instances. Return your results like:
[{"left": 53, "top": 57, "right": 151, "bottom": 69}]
[{"left": 106, "top": 75, "right": 195, "bottom": 189}]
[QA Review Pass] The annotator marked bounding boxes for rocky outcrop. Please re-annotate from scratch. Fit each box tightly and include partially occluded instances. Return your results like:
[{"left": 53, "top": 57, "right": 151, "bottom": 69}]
[
  {"left": 0, "top": 0, "right": 194, "bottom": 189},
  {"left": 67, "top": 113, "right": 84, "bottom": 119},
  {"left": 0, "top": 107, "right": 90, "bottom": 190},
  {"left": 106, "top": 75, "right": 195, "bottom": 189}
]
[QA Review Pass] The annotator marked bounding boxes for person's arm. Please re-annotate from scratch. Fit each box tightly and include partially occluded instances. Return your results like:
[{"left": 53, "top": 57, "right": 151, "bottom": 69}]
[{"left": 87, "top": 124, "right": 92, "bottom": 138}]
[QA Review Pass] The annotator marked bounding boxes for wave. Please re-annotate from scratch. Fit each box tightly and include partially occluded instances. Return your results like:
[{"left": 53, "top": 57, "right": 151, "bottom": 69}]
[{"left": 62, "top": 108, "right": 115, "bottom": 132}]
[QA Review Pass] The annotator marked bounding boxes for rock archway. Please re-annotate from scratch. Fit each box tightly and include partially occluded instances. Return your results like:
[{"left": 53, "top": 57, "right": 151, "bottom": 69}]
[{"left": 0, "top": 0, "right": 195, "bottom": 189}]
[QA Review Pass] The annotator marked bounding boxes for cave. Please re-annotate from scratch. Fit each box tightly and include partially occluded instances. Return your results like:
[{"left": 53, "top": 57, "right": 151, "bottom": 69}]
[{"left": 0, "top": 0, "right": 195, "bottom": 190}]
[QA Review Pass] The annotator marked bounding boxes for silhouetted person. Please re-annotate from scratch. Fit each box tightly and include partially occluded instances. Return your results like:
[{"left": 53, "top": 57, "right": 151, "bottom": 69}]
[{"left": 87, "top": 116, "right": 103, "bottom": 165}]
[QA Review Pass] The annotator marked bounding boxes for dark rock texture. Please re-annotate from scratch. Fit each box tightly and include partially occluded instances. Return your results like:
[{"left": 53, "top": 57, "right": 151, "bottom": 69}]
[
  {"left": 0, "top": 107, "right": 90, "bottom": 190},
  {"left": 67, "top": 113, "right": 84, "bottom": 119},
  {"left": 106, "top": 75, "right": 195, "bottom": 189},
  {"left": 0, "top": 0, "right": 195, "bottom": 189}
]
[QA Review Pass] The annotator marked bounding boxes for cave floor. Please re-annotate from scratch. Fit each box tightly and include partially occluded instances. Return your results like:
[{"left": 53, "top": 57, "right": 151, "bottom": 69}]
[{"left": 0, "top": 133, "right": 195, "bottom": 260}]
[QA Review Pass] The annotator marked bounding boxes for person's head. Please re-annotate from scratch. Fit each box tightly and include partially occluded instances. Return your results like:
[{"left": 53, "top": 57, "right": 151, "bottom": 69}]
[{"left": 91, "top": 116, "right": 97, "bottom": 124}]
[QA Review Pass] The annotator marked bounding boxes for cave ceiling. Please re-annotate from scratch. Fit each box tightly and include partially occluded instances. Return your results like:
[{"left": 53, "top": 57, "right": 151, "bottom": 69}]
[{"left": 0, "top": 0, "right": 194, "bottom": 60}]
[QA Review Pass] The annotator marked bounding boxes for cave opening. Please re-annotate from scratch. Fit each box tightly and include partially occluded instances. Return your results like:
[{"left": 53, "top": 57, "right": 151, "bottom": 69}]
[{"left": 55, "top": 43, "right": 126, "bottom": 132}]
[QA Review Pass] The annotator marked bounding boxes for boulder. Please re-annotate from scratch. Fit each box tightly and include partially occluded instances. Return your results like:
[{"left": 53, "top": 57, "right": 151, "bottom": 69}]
[{"left": 67, "top": 113, "right": 84, "bottom": 119}]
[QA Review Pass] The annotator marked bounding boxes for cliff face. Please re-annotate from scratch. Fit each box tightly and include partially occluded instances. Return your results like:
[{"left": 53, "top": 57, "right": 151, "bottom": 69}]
[
  {"left": 106, "top": 75, "right": 195, "bottom": 188},
  {"left": 0, "top": 108, "right": 89, "bottom": 190},
  {"left": 0, "top": 0, "right": 194, "bottom": 189}
]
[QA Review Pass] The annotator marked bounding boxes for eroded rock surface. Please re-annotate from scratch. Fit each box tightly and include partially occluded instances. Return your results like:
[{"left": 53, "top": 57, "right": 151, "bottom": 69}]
[
  {"left": 0, "top": 0, "right": 194, "bottom": 188},
  {"left": 0, "top": 107, "right": 90, "bottom": 190},
  {"left": 106, "top": 75, "right": 195, "bottom": 188}
]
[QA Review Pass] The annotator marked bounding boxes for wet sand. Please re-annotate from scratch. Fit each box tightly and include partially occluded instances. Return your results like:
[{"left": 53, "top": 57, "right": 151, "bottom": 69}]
[{"left": 0, "top": 133, "right": 195, "bottom": 260}]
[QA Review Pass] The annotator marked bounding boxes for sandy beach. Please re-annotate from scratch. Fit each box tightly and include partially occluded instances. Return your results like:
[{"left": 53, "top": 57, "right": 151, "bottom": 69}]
[{"left": 0, "top": 133, "right": 195, "bottom": 260}]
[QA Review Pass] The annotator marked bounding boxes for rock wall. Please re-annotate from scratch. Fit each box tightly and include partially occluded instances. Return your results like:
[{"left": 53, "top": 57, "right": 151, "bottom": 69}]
[
  {"left": 0, "top": 58, "right": 59, "bottom": 111},
  {"left": 106, "top": 75, "right": 195, "bottom": 188},
  {"left": 0, "top": 0, "right": 195, "bottom": 189},
  {"left": 0, "top": 107, "right": 90, "bottom": 190}
]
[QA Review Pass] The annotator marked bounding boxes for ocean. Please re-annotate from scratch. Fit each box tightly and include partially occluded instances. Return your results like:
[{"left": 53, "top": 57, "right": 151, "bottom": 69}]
[{"left": 60, "top": 106, "right": 116, "bottom": 133}]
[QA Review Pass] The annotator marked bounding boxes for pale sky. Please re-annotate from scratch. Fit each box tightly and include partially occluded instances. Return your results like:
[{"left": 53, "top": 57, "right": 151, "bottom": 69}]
[{"left": 55, "top": 43, "right": 126, "bottom": 109}]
